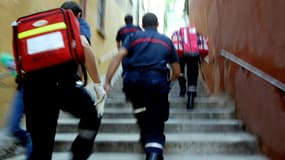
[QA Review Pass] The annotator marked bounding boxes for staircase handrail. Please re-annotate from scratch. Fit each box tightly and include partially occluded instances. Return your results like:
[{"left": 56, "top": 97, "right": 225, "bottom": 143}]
[{"left": 221, "top": 49, "right": 285, "bottom": 92}]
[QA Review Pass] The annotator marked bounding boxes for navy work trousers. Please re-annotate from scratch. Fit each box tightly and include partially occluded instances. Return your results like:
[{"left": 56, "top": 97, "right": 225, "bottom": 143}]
[
  {"left": 23, "top": 79, "right": 101, "bottom": 160},
  {"left": 123, "top": 70, "right": 170, "bottom": 154},
  {"left": 180, "top": 54, "right": 200, "bottom": 90}
]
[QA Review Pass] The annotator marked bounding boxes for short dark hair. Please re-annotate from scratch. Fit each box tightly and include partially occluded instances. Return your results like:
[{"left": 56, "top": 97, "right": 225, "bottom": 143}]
[
  {"left": 142, "top": 13, "right": 158, "bottom": 27},
  {"left": 124, "top": 14, "right": 133, "bottom": 24},
  {"left": 61, "top": 1, "right": 82, "bottom": 17}
]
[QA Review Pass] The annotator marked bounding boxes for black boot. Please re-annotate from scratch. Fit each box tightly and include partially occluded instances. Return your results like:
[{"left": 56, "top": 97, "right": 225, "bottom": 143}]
[
  {"left": 146, "top": 152, "right": 163, "bottom": 160},
  {"left": 186, "top": 92, "right": 195, "bottom": 110},
  {"left": 178, "top": 76, "right": 186, "bottom": 97},
  {"left": 70, "top": 133, "right": 96, "bottom": 160}
]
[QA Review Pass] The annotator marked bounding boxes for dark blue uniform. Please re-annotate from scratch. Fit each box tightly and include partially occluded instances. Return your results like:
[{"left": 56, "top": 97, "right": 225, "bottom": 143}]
[
  {"left": 23, "top": 62, "right": 101, "bottom": 160},
  {"left": 22, "top": 19, "right": 100, "bottom": 160},
  {"left": 79, "top": 18, "right": 91, "bottom": 45},
  {"left": 116, "top": 24, "right": 142, "bottom": 75},
  {"left": 122, "top": 28, "right": 179, "bottom": 156},
  {"left": 116, "top": 24, "right": 142, "bottom": 43}
]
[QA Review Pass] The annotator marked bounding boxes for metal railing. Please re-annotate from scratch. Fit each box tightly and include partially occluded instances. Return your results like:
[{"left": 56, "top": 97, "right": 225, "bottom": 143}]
[{"left": 221, "top": 49, "right": 285, "bottom": 92}]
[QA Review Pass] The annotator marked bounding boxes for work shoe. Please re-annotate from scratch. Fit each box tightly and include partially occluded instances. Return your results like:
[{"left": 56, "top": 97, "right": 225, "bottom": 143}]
[
  {"left": 179, "top": 87, "right": 186, "bottom": 97},
  {"left": 146, "top": 152, "right": 164, "bottom": 160},
  {"left": 178, "top": 76, "right": 186, "bottom": 97},
  {"left": 186, "top": 92, "right": 195, "bottom": 110}
]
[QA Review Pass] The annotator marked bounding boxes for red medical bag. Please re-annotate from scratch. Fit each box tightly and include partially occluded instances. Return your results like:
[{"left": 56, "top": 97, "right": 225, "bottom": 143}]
[
  {"left": 179, "top": 26, "right": 200, "bottom": 55},
  {"left": 12, "top": 8, "right": 84, "bottom": 74},
  {"left": 171, "top": 30, "right": 184, "bottom": 58}
]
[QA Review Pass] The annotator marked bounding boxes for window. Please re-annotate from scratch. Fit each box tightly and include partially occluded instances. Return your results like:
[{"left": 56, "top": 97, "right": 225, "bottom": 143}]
[{"left": 97, "top": 0, "right": 106, "bottom": 37}]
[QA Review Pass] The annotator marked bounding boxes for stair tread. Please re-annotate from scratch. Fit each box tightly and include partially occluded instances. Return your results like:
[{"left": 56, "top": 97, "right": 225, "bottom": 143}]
[
  {"left": 57, "top": 118, "right": 242, "bottom": 125},
  {"left": 6, "top": 152, "right": 268, "bottom": 160},
  {"left": 106, "top": 98, "right": 227, "bottom": 104},
  {"left": 103, "top": 107, "right": 235, "bottom": 111},
  {"left": 55, "top": 132, "right": 257, "bottom": 142},
  {"left": 60, "top": 107, "right": 235, "bottom": 115}
]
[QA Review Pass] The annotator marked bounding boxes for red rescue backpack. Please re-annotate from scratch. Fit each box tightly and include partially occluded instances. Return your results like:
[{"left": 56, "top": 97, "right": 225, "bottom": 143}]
[
  {"left": 12, "top": 8, "right": 84, "bottom": 75},
  {"left": 197, "top": 34, "right": 209, "bottom": 59},
  {"left": 171, "top": 30, "right": 184, "bottom": 58},
  {"left": 179, "top": 26, "right": 200, "bottom": 56}
]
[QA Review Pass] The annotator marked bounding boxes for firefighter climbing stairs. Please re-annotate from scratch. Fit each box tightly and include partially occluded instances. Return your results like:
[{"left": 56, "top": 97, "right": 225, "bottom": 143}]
[{"left": 4, "top": 77, "right": 268, "bottom": 160}]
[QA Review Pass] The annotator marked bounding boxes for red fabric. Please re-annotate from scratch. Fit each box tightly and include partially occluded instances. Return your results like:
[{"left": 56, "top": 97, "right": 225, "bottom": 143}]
[
  {"left": 198, "top": 35, "right": 209, "bottom": 58},
  {"left": 171, "top": 26, "right": 209, "bottom": 58},
  {"left": 179, "top": 26, "right": 200, "bottom": 54},
  {"left": 13, "top": 8, "right": 83, "bottom": 73},
  {"left": 171, "top": 30, "right": 184, "bottom": 58}
]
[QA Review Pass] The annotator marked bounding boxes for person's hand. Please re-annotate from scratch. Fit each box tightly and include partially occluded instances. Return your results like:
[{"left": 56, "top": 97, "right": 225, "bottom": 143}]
[
  {"left": 93, "top": 83, "right": 107, "bottom": 118},
  {"left": 104, "top": 82, "right": 111, "bottom": 95}
]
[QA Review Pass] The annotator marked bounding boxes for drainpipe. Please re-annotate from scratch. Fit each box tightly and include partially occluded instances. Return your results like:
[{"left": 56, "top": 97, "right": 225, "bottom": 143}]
[{"left": 137, "top": 0, "right": 140, "bottom": 26}]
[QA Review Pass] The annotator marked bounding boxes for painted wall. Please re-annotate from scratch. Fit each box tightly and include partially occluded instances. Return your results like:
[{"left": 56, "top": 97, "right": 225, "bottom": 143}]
[{"left": 189, "top": 0, "right": 285, "bottom": 159}]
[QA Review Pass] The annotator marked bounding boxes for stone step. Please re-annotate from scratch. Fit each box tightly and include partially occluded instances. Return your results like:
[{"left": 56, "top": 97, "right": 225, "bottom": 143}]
[
  {"left": 105, "top": 101, "right": 230, "bottom": 109},
  {"left": 109, "top": 81, "right": 208, "bottom": 95},
  {"left": 60, "top": 107, "right": 236, "bottom": 119},
  {"left": 105, "top": 109, "right": 235, "bottom": 119},
  {"left": 53, "top": 133, "right": 259, "bottom": 154},
  {"left": 5, "top": 152, "right": 269, "bottom": 160},
  {"left": 56, "top": 118, "right": 244, "bottom": 133},
  {"left": 108, "top": 95, "right": 227, "bottom": 102}
]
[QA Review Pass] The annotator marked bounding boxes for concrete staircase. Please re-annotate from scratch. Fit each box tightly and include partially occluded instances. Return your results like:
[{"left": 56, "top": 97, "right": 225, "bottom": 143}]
[{"left": 5, "top": 78, "right": 268, "bottom": 160}]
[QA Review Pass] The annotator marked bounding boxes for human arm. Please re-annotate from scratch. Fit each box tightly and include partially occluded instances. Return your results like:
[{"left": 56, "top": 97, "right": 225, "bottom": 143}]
[
  {"left": 116, "top": 29, "right": 121, "bottom": 50},
  {"left": 170, "top": 62, "right": 180, "bottom": 82},
  {"left": 81, "top": 36, "right": 106, "bottom": 117},
  {"left": 104, "top": 47, "right": 128, "bottom": 94},
  {"left": 81, "top": 36, "right": 101, "bottom": 83},
  {"left": 116, "top": 41, "right": 121, "bottom": 50}
]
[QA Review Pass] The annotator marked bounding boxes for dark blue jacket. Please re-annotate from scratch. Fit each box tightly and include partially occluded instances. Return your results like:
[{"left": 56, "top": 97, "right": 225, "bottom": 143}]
[
  {"left": 116, "top": 24, "right": 142, "bottom": 44},
  {"left": 78, "top": 18, "right": 91, "bottom": 44},
  {"left": 123, "top": 28, "right": 179, "bottom": 73}
]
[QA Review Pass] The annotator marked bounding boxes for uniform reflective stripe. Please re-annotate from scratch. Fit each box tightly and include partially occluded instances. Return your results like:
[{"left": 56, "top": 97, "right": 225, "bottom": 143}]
[
  {"left": 133, "top": 107, "right": 146, "bottom": 114},
  {"left": 18, "top": 22, "right": 67, "bottom": 39},
  {"left": 120, "top": 27, "right": 139, "bottom": 35},
  {"left": 182, "top": 28, "right": 188, "bottom": 44},
  {"left": 145, "top": 142, "right": 163, "bottom": 149},
  {"left": 131, "top": 38, "right": 171, "bottom": 51},
  {"left": 188, "top": 85, "right": 196, "bottom": 92}
]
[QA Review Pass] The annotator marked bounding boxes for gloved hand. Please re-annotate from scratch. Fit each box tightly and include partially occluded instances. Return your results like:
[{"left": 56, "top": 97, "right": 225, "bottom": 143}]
[{"left": 93, "top": 83, "right": 107, "bottom": 118}]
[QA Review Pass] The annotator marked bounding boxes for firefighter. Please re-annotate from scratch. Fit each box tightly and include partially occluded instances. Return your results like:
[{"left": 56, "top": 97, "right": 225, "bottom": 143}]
[
  {"left": 61, "top": 1, "right": 91, "bottom": 45},
  {"left": 179, "top": 26, "right": 201, "bottom": 109},
  {"left": 17, "top": 7, "right": 107, "bottom": 160},
  {"left": 116, "top": 14, "right": 142, "bottom": 101},
  {"left": 104, "top": 13, "right": 180, "bottom": 160},
  {"left": 23, "top": 37, "right": 106, "bottom": 160},
  {"left": 116, "top": 14, "right": 142, "bottom": 50}
]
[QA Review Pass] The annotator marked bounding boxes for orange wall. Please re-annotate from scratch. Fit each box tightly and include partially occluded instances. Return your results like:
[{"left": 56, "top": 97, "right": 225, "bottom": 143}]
[{"left": 189, "top": 0, "right": 285, "bottom": 159}]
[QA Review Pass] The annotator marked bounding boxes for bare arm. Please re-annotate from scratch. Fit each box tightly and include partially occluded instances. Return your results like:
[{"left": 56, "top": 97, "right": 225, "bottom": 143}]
[
  {"left": 104, "top": 47, "right": 128, "bottom": 93},
  {"left": 116, "top": 41, "right": 121, "bottom": 50},
  {"left": 81, "top": 36, "right": 101, "bottom": 83},
  {"left": 170, "top": 62, "right": 180, "bottom": 81}
]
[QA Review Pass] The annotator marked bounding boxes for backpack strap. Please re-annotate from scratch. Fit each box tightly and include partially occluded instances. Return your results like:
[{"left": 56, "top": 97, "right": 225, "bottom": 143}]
[{"left": 12, "top": 22, "right": 23, "bottom": 77}]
